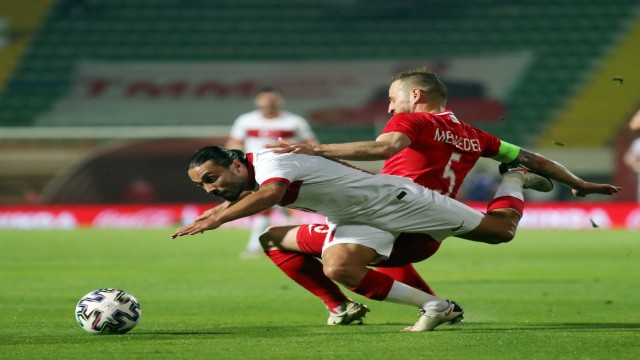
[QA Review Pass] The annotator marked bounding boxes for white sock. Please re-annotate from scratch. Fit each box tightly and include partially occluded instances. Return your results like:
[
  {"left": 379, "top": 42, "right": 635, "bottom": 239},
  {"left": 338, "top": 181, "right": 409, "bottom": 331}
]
[
  {"left": 495, "top": 172, "right": 525, "bottom": 201},
  {"left": 385, "top": 281, "right": 449, "bottom": 311},
  {"left": 245, "top": 215, "right": 270, "bottom": 253}
]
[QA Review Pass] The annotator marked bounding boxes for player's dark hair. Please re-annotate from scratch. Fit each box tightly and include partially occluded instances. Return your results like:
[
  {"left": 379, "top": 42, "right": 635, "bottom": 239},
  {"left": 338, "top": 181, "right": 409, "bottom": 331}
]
[
  {"left": 188, "top": 146, "right": 247, "bottom": 169},
  {"left": 391, "top": 67, "right": 448, "bottom": 101},
  {"left": 256, "top": 86, "right": 284, "bottom": 96}
]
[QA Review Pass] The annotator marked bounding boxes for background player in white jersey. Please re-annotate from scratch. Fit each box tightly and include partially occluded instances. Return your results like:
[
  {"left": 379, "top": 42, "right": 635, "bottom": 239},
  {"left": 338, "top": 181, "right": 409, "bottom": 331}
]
[
  {"left": 171, "top": 146, "right": 620, "bottom": 331},
  {"left": 226, "top": 86, "right": 317, "bottom": 258},
  {"left": 624, "top": 136, "right": 640, "bottom": 202},
  {"left": 629, "top": 108, "right": 640, "bottom": 132}
]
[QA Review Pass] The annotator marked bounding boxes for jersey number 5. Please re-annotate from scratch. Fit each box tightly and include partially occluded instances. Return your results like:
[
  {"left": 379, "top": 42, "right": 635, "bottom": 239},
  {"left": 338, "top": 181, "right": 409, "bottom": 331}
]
[{"left": 442, "top": 153, "right": 461, "bottom": 196}]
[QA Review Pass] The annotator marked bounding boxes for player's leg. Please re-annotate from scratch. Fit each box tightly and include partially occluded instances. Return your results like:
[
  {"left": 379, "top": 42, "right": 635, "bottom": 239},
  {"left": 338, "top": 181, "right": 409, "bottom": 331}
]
[
  {"left": 375, "top": 265, "right": 436, "bottom": 296},
  {"left": 322, "top": 226, "right": 462, "bottom": 331},
  {"left": 459, "top": 163, "right": 553, "bottom": 243},
  {"left": 260, "top": 225, "right": 367, "bottom": 325},
  {"left": 374, "top": 233, "right": 442, "bottom": 295}
]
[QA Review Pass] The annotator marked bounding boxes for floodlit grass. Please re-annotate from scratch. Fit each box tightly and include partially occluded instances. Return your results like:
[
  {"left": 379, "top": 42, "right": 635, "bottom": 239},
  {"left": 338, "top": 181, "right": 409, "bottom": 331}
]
[{"left": 1, "top": 228, "right": 639, "bottom": 359}]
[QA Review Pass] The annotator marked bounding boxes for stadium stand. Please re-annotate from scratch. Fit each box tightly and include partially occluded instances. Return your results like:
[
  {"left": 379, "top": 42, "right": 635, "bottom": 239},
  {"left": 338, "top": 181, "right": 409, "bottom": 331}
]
[
  {"left": 540, "top": 16, "right": 640, "bottom": 148},
  {"left": 1, "top": 0, "right": 639, "bottom": 146},
  {"left": 1, "top": 0, "right": 640, "bottom": 204}
]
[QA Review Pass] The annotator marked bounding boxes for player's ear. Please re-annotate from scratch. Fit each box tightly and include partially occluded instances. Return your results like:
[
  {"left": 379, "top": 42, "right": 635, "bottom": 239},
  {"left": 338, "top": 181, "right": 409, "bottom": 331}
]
[
  {"left": 231, "top": 159, "right": 243, "bottom": 173},
  {"left": 411, "top": 88, "right": 422, "bottom": 100}
]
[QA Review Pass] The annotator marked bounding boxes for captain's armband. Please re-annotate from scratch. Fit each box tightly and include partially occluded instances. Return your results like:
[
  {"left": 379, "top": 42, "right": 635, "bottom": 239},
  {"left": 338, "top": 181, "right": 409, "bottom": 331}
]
[{"left": 491, "top": 140, "right": 520, "bottom": 164}]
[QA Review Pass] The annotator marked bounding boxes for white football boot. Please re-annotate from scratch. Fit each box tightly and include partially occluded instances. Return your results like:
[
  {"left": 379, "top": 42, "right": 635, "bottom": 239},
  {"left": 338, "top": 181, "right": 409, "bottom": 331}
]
[
  {"left": 327, "top": 300, "right": 370, "bottom": 325},
  {"left": 403, "top": 300, "right": 464, "bottom": 332}
]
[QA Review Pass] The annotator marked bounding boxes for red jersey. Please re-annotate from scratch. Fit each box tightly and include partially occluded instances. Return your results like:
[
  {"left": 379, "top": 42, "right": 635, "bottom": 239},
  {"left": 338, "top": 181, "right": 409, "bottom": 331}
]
[{"left": 380, "top": 111, "right": 501, "bottom": 199}]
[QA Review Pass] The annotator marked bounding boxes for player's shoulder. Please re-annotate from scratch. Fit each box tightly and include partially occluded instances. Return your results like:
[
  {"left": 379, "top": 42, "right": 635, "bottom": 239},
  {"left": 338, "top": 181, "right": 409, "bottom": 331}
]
[
  {"left": 253, "top": 148, "right": 300, "bottom": 162},
  {"left": 281, "top": 110, "right": 309, "bottom": 122},
  {"left": 431, "top": 110, "right": 464, "bottom": 123},
  {"left": 388, "top": 112, "right": 432, "bottom": 125},
  {"left": 234, "top": 110, "right": 261, "bottom": 123}
]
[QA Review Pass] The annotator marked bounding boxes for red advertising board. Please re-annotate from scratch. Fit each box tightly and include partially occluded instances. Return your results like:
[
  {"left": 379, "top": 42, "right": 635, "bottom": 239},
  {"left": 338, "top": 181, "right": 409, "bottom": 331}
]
[{"left": 1, "top": 203, "right": 639, "bottom": 230}]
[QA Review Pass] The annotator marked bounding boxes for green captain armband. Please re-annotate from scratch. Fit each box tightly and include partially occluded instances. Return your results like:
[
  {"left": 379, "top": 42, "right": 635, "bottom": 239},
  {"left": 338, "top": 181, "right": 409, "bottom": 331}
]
[{"left": 492, "top": 140, "right": 520, "bottom": 164}]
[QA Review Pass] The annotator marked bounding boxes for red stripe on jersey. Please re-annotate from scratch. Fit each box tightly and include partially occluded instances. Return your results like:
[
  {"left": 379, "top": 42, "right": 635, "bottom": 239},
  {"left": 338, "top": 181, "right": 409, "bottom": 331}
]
[
  {"left": 245, "top": 153, "right": 257, "bottom": 190},
  {"left": 246, "top": 129, "right": 296, "bottom": 138},
  {"left": 262, "top": 177, "right": 291, "bottom": 186},
  {"left": 278, "top": 180, "right": 303, "bottom": 206}
]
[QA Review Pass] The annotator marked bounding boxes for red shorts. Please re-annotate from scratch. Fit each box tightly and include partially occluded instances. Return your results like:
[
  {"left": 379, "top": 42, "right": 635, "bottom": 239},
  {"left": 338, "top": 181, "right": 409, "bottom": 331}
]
[{"left": 296, "top": 224, "right": 441, "bottom": 267}]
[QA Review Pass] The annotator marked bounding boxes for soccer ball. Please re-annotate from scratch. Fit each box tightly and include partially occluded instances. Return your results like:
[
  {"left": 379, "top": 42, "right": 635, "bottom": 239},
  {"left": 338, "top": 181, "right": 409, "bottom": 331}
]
[{"left": 75, "top": 288, "right": 142, "bottom": 334}]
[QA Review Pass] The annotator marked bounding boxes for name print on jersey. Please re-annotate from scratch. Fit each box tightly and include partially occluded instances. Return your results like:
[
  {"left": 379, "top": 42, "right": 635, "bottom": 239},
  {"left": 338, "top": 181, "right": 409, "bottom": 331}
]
[{"left": 434, "top": 128, "right": 481, "bottom": 153}]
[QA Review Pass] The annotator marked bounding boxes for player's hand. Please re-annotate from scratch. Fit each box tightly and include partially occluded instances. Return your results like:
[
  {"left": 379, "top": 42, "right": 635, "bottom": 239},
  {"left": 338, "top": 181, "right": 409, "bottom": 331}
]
[
  {"left": 194, "top": 203, "right": 227, "bottom": 222},
  {"left": 170, "top": 216, "right": 223, "bottom": 238},
  {"left": 171, "top": 206, "right": 225, "bottom": 238},
  {"left": 571, "top": 182, "right": 622, "bottom": 197},
  {"left": 264, "top": 137, "right": 315, "bottom": 155}
]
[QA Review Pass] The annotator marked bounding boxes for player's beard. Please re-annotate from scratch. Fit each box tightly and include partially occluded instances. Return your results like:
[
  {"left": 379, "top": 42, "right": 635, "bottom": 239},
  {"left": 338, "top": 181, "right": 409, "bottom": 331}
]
[{"left": 215, "top": 174, "right": 245, "bottom": 202}]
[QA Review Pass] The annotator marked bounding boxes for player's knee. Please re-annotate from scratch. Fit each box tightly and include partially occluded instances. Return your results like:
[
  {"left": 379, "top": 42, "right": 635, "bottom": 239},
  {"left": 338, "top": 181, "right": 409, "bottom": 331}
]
[
  {"left": 258, "top": 226, "right": 280, "bottom": 251},
  {"left": 491, "top": 229, "right": 515, "bottom": 244},
  {"left": 323, "top": 262, "right": 357, "bottom": 287}
]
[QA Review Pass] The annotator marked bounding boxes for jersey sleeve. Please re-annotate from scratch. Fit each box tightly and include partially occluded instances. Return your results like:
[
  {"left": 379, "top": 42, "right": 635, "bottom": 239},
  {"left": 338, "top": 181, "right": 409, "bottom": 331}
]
[
  {"left": 380, "top": 113, "right": 426, "bottom": 142},
  {"left": 229, "top": 115, "right": 247, "bottom": 140},
  {"left": 253, "top": 152, "right": 301, "bottom": 187},
  {"left": 632, "top": 138, "right": 640, "bottom": 155},
  {"left": 477, "top": 128, "right": 502, "bottom": 158},
  {"left": 294, "top": 115, "right": 316, "bottom": 140}
]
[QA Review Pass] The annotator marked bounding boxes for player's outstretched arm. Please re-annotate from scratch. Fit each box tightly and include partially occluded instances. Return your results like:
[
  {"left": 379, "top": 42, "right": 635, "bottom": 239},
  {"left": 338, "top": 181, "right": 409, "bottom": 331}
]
[
  {"left": 171, "top": 183, "right": 286, "bottom": 238},
  {"left": 514, "top": 148, "right": 621, "bottom": 197},
  {"left": 190, "top": 190, "right": 253, "bottom": 222},
  {"left": 264, "top": 132, "right": 411, "bottom": 161},
  {"left": 171, "top": 201, "right": 231, "bottom": 238}
]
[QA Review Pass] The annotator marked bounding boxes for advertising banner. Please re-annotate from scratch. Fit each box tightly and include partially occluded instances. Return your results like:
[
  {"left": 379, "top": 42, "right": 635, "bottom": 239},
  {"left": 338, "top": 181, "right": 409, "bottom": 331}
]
[
  {"left": 1, "top": 202, "right": 639, "bottom": 230},
  {"left": 36, "top": 55, "right": 531, "bottom": 127}
]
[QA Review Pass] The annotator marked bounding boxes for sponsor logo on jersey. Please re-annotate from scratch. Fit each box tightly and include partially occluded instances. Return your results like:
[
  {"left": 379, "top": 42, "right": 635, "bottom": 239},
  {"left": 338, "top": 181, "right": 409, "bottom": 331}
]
[{"left": 450, "top": 220, "right": 465, "bottom": 232}]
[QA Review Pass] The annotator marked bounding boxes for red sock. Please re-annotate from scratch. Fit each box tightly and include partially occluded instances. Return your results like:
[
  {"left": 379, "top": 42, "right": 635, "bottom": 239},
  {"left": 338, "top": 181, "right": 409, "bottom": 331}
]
[
  {"left": 375, "top": 265, "right": 436, "bottom": 296},
  {"left": 266, "top": 249, "right": 346, "bottom": 310},
  {"left": 487, "top": 195, "right": 524, "bottom": 216},
  {"left": 348, "top": 269, "right": 394, "bottom": 301}
]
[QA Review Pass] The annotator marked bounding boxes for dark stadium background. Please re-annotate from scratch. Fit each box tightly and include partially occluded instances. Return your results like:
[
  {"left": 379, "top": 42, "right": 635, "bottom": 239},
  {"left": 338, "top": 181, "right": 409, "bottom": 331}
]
[{"left": 1, "top": 0, "right": 639, "bottom": 229}]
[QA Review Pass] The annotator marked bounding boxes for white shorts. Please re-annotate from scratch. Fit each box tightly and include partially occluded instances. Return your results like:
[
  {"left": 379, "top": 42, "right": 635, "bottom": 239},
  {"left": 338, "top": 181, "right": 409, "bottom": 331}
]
[
  {"left": 321, "top": 184, "right": 484, "bottom": 260},
  {"left": 321, "top": 224, "right": 398, "bottom": 263}
]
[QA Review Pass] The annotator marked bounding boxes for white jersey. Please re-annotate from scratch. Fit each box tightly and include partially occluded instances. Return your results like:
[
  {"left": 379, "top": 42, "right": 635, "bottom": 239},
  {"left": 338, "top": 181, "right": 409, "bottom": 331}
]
[
  {"left": 631, "top": 138, "right": 640, "bottom": 160},
  {"left": 630, "top": 138, "right": 640, "bottom": 201},
  {"left": 229, "top": 110, "right": 315, "bottom": 153},
  {"left": 248, "top": 150, "right": 483, "bottom": 246}
]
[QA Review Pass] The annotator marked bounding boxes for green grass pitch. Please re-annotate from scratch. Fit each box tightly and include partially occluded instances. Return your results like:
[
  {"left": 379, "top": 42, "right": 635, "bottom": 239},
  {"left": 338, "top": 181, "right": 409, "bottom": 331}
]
[{"left": 1, "top": 228, "right": 639, "bottom": 359}]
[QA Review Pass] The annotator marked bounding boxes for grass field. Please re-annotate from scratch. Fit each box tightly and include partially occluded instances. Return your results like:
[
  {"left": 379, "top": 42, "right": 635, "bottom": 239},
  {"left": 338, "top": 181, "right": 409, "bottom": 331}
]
[{"left": 1, "top": 228, "right": 639, "bottom": 359}]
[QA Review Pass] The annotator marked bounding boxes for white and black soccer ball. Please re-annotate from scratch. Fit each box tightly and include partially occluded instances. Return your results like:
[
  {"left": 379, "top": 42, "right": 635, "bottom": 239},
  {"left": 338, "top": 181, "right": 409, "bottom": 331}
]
[{"left": 75, "top": 288, "right": 142, "bottom": 334}]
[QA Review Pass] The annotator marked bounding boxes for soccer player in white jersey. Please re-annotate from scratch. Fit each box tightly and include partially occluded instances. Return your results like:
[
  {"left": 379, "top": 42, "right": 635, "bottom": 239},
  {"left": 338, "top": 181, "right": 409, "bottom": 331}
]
[
  {"left": 629, "top": 108, "right": 640, "bottom": 132},
  {"left": 624, "top": 136, "right": 640, "bottom": 202},
  {"left": 172, "top": 146, "right": 620, "bottom": 331},
  {"left": 225, "top": 87, "right": 317, "bottom": 258}
]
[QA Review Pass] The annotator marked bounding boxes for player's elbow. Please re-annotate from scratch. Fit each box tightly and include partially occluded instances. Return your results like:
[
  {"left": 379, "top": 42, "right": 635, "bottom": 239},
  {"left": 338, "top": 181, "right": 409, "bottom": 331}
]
[{"left": 378, "top": 144, "right": 402, "bottom": 159}]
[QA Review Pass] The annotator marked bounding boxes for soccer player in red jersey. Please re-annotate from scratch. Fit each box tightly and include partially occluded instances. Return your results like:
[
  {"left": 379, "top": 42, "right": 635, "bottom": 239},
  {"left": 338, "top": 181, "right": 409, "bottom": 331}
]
[{"left": 257, "top": 68, "right": 620, "bottom": 327}]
